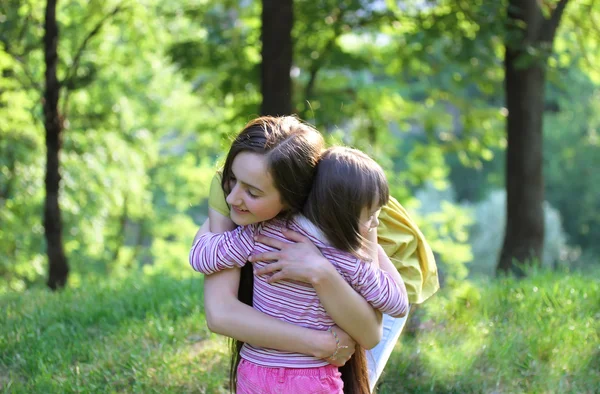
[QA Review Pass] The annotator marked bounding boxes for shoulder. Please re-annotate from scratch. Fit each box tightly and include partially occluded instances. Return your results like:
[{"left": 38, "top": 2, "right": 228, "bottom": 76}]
[
  {"left": 209, "top": 171, "right": 224, "bottom": 190},
  {"left": 288, "top": 215, "right": 331, "bottom": 248},
  {"left": 253, "top": 219, "right": 287, "bottom": 240},
  {"left": 209, "top": 171, "right": 230, "bottom": 217},
  {"left": 321, "top": 246, "right": 361, "bottom": 268}
]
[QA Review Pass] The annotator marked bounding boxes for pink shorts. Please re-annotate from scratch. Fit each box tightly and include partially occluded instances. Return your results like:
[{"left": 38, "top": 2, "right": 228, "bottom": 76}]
[{"left": 237, "top": 359, "right": 343, "bottom": 394}]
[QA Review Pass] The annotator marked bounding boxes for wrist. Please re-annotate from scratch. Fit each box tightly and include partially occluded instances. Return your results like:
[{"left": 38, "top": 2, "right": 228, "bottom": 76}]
[
  {"left": 310, "top": 258, "right": 335, "bottom": 287},
  {"left": 311, "top": 330, "right": 336, "bottom": 359}
]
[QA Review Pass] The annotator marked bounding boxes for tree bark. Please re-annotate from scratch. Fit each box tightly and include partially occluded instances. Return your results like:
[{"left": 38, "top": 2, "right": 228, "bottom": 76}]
[
  {"left": 43, "top": 0, "right": 68, "bottom": 290},
  {"left": 260, "top": 0, "right": 293, "bottom": 116},
  {"left": 497, "top": 0, "right": 569, "bottom": 275},
  {"left": 499, "top": 47, "right": 546, "bottom": 275}
]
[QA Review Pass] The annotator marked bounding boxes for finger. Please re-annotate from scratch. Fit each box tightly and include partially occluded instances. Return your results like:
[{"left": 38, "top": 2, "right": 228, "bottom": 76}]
[
  {"left": 328, "top": 358, "right": 345, "bottom": 367},
  {"left": 255, "top": 263, "right": 283, "bottom": 276},
  {"left": 282, "top": 228, "right": 311, "bottom": 243},
  {"left": 249, "top": 251, "right": 280, "bottom": 262},
  {"left": 254, "top": 235, "right": 289, "bottom": 250},
  {"left": 267, "top": 271, "right": 288, "bottom": 284}
]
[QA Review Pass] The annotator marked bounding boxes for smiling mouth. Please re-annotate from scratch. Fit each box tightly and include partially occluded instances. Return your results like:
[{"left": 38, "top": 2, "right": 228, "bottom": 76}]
[{"left": 232, "top": 206, "right": 249, "bottom": 213}]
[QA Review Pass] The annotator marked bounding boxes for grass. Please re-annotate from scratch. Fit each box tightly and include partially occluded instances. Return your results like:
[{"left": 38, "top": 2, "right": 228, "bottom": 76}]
[
  {"left": 378, "top": 269, "right": 600, "bottom": 393},
  {"left": 0, "top": 273, "right": 229, "bottom": 393},
  {"left": 1, "top": 268, "right": 599, "bottom": 393}
]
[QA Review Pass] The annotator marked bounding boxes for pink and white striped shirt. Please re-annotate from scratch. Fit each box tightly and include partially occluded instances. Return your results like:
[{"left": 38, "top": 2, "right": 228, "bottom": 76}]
[{"left": 190, "top": 215, "right": 408, "bottom": 368}]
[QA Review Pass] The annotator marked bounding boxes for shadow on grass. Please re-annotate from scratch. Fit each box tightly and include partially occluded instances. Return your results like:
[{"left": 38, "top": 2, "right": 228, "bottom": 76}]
[{"left": 375, "top": 327, "right": 494, "bottom": 394}]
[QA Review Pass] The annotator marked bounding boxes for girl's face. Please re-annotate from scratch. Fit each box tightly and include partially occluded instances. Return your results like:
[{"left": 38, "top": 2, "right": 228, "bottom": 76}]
[
  {"left": 225, "top": 151, "right": 286, "bottom": 226},
  {"left": 359, "top": 205, "right": 381, "bottom": 238}
]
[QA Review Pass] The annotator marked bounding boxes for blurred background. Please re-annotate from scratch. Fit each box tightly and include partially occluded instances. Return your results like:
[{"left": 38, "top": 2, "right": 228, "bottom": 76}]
[{"left": 1, "top": 0, "right": 599, "bottom": 392}]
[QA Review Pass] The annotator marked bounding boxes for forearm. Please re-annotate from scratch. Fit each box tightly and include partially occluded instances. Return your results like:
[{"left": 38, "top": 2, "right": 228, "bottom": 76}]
[
  {"left": 378, "top": 245, "right": 406, "bottom": 289},
  {"left": 364, "top": 227, "right": 380, "bottom": 267},
  {"left": 202, "top": 209, "right": 333, "bottom": 355},
  {"left": 374, "top": 246, "right": 409, "bottom": 317},
  {"left": 204, "top": 271, "right": 334, "bottom": 358},
  {"left": 312, "top": 262, "right": 382, "bottom": 349}
]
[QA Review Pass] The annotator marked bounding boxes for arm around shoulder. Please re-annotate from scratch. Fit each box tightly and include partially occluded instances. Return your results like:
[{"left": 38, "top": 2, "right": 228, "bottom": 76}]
[
  {"left": 351, "top": 251, "right": 409, "bottom": 319},
  {"left": 189, "top": 224, "right": 255, "bottom": 274}
]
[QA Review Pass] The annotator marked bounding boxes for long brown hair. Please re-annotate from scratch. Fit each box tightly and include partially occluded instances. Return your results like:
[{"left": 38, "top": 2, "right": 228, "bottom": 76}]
[
  {"left": 303, "top": 147, "right": 389, "bottom": 258},
  {"left": 304, "top": 147, "right": 389, "bottom": 394},
  {"left": 340, "top": 348, "right": 371, "bottom": 394},
  {"left": 222, "top": 116, "right": 324, "bottom": 390}
]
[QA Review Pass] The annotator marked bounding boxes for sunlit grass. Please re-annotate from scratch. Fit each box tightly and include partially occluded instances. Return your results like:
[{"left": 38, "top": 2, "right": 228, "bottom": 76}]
[
  {"left": 1, "top": 268, "right": 598, "bottom": 393},
  {"left": 379, "top": 269, "right": 600, "bottom": 393}
]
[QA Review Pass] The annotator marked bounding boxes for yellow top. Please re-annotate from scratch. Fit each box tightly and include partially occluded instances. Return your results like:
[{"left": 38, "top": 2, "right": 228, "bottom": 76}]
[
  {"left": 209, "top": 173, "right": 232, "bottom": 217},
  {"left": 208, "top": 173, "right": 439, "bottom": 304}
]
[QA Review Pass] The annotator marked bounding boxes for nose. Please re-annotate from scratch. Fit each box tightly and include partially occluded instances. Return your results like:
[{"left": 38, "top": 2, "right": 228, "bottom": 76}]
[
  {"left": 371, "top": 216, "right": 379, "bottom": 229},
  {"left": 226, "top": 183, "right": 242, "bottom": 206}
]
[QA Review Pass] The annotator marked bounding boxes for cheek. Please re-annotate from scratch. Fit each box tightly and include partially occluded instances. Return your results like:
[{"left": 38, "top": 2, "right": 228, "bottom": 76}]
[
  {"left": 359, "top": 225, "right": 369, "bottom": 238},
  {"left": 248, "top": 199, "right": 284, "bottom": 220}
]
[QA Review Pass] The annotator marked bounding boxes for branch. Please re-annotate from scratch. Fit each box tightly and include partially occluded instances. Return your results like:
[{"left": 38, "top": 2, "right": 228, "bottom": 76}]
[
  {"left": 61, "top": 4, "right": 125, "bottom": 115},
  {"left": 573, "top": 19, "right": 600, "bottom": 75},
  {"left": 302, "top": 9, "right": 388, "bottom": 105},
  {"left": 587, "top": 0, "right": 600, "bottom": 36},
  {"left": 303, "top": 8, "right": 346, "bottom": 104},
  {"left": 540, "top": 0, "right": 570, "bottom": 42},
  {"left": 0, "top": 39, "right": 42, "bottom": 91},
  {"left": 63, "top": 5, "right": 124, "bottom": 87},
  {"left": 17, "top": 12, "right": 31, "bottom": 46}
]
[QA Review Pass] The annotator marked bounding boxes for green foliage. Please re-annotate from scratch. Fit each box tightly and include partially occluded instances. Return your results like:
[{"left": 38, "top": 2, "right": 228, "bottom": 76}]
[
  {"left": 412, "top": 183, "right": 473, "bottom": 287},
  {"left": 0, "top": 10, "right": 46, "bottom": 291},
  {"left": 165, "top": 0, "right": 262, "bottom": 123},
  {"left": 545, "top": 66, "right": 600, "bottom": 257},
  {"left": 466, "top": 189, "right": 568, "bottom": 278},
  {"left": 447, "top": 63, "right": 600, "bottom": 263},
  {"left": 0, "top": 0, "right": 226, "bottom": 292},
  {"left": 1, "top": 0, "right": 599, "bottom": 293}
]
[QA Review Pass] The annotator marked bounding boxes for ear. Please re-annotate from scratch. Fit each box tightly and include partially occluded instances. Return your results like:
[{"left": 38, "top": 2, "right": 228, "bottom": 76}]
[{"left": 279, "top": 200, "right": 291, "bottom": 212}]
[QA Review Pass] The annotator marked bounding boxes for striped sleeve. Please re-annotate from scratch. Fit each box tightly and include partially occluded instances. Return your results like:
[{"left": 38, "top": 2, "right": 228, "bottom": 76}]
[
  {"left": 189, "top": 224, "right": 256, "bottom": 274},
  {"left": 350, "top": 258, "right": 409, "bottom": 318}
]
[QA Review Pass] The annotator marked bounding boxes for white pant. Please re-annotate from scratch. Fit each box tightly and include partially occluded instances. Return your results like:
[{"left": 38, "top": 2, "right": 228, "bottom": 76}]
[{"left": 366, "top": 308, "right": 410, "bottom": 392}]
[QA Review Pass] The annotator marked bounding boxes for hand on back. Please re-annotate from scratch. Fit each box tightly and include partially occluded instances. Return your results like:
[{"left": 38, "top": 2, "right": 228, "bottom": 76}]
[{"left": 249, "top": 228, "right": 332, "bottom": 284}]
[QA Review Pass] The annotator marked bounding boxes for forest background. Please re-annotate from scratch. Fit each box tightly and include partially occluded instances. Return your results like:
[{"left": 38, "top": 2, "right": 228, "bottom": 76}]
[{"left": 1, "top": 0, "right": 599, "bottom": 392}]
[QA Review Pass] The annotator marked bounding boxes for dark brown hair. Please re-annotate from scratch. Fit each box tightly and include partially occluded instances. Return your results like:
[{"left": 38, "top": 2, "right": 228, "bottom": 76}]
[
  {"left": 223, "top": 116, "right": 324, "bottom": 390},
  {"left": 303, "top": 146, "right": 390, "bottom": 258},
  {"left": 340, "top": 348, "right": 371, "bottom": 394},
  {"left": 303, "top": 147, "right": 389, "bottom": 394},
  {"left": 221, "top": 116, "right": 324, "bottom": 217}
]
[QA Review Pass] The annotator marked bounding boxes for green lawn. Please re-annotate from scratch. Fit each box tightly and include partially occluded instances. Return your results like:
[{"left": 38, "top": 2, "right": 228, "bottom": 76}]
[{"left": 1, "top": 269, "right": 599, "bottom": 393}]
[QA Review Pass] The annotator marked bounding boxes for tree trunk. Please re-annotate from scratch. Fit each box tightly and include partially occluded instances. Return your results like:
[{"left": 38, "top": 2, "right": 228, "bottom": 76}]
[
  {"left": 43, "top": 0, "right": 68, "bottom": 290},
  {"left": 497, "top": 0, "right": 569, "bottom": 275},
  {"left": 498, "top": 48, "right": 545, "bottom": 275},
  {"left": 260, "top": 0, "right": 293, "bottom": 116}
]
